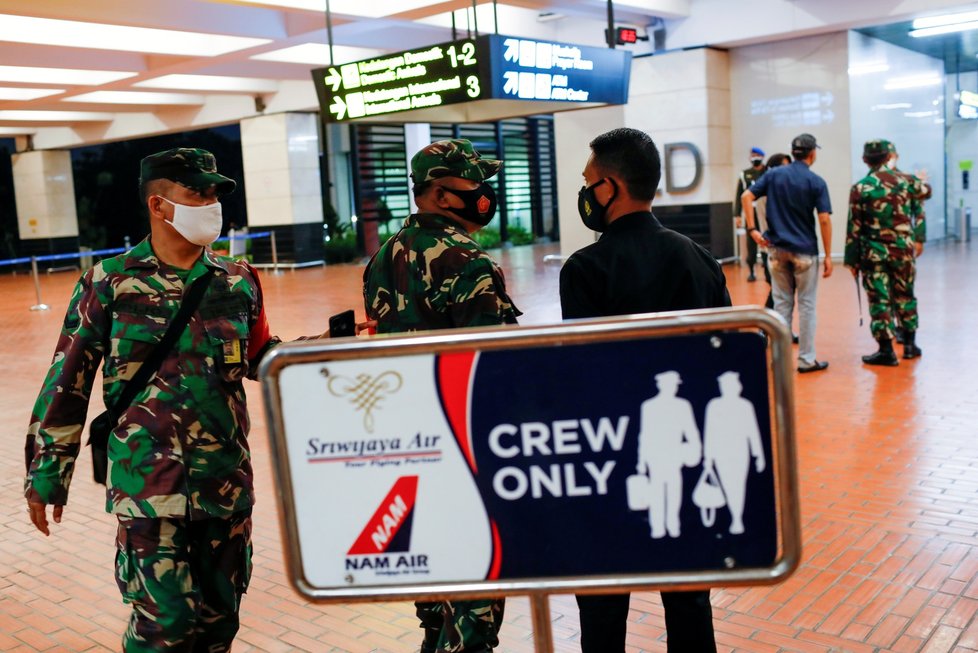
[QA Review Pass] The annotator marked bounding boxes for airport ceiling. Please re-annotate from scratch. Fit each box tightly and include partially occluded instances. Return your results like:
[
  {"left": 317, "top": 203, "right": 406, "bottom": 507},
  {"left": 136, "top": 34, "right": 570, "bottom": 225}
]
[
  {"left": 0, "top": 0, "right": 976, "bottom": 146},
  {"left": 0, "top": 0, "right": 679, "bottom": 144},
  {"left": 858, "top": 20, "right": 978, "bottom": 75}
]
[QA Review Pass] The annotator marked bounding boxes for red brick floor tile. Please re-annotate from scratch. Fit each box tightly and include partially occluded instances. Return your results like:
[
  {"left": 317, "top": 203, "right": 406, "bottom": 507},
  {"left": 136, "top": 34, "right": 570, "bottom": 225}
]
[{"left": 3, "top": 243, "right": 978, "bottom": 652}]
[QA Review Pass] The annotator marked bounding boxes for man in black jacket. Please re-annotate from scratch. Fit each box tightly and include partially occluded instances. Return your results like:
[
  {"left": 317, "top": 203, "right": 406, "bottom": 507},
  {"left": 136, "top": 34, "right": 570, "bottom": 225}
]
[{"left": 560, "top": 127, "right": 728, "bottom": 653}]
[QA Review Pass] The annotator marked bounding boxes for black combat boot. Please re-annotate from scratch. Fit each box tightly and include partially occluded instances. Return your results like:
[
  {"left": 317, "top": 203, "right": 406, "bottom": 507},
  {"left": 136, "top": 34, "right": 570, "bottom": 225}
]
[
  {"left": 747, "top": 265, "right": 757, "bottom": 282},
  {"left": 862, "top": 337, "right": 899, "bottom": 366},
  {"left": 903, "top": 331, "right": 922, "bottom": 359}
]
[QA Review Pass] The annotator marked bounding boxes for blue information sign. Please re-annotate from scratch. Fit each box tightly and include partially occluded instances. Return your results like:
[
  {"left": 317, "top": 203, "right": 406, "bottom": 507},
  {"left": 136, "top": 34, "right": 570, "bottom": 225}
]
[{"left": 483, "top": 34, "right": 631, "bottom": 106}]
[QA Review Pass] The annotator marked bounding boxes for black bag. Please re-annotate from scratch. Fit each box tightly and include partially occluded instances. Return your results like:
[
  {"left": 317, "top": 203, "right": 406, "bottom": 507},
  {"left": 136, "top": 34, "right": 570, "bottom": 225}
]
[
  {"left": 88, "top": 411, "right": 114, "bottom": 485},
  {"left": 87, "top": 270, "right": 214, "bottom": 485}
]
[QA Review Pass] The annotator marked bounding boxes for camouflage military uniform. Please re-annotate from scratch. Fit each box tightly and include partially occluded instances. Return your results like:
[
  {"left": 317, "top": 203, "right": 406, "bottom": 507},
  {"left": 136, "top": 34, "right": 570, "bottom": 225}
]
[
  {"left": 363, "top": 212, "right": 520, "bottom": 333},
  {"left": 25, "top": 235, "right": 279, "bottom": 651},
  {"left": 363, "top": 139, "right": 518, "bottom": 652},
  {"left": 844, "top": 161, "right": 926, "bottom": 341},
  {"left": 734, "top": 164, "right": 766, "bottom": 271}
]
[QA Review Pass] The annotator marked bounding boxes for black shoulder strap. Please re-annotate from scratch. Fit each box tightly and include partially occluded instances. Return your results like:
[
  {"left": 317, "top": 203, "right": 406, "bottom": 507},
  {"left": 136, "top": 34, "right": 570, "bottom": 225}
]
[{"left": 108, "top": 269, "right": 215, "bottom": 418}]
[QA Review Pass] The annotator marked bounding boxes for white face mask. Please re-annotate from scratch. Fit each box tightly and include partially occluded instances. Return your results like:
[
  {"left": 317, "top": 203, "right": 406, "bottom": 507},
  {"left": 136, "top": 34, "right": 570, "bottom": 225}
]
[{"left": 157, "top": 196, "right": 223, "bottom": 246}]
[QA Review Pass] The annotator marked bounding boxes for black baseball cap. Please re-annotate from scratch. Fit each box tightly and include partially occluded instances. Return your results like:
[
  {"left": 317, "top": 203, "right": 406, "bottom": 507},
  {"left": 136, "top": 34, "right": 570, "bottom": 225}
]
[{"left": 791, "top": 133, "right": 820, "bottom": 152}]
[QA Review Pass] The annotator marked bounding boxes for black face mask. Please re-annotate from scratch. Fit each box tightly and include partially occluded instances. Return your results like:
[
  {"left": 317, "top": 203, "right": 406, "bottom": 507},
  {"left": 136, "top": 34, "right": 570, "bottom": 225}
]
[
  {"left": 443, "top": 183, "right": 497, "bottom": 226},
  {"left": 578, "top": 178, "right": 617, "bottom": 232},
  {"left": 750, "top": 158, "right": 764, "bottom": 167}
]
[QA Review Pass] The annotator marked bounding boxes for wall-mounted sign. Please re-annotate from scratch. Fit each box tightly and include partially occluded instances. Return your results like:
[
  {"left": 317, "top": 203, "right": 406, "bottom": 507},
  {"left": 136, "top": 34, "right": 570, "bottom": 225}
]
[
  {"left": 260, "top": 309, "right": 800, "bottom": 601},
  {"left": 312, "top": 35, "right": 632, "bottom": 123}
]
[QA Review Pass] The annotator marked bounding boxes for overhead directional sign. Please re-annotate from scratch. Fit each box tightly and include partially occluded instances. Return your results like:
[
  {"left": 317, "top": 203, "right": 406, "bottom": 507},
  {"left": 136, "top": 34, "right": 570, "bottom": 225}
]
[
  {"left": 312, "top": 39, "right": 489, "bottom": 122},
  {"left": 486, "top": 35, "right": 631, "bottom": 105},
  {"left": 312, "top": 34, "right": 632, "bottom": 123}
]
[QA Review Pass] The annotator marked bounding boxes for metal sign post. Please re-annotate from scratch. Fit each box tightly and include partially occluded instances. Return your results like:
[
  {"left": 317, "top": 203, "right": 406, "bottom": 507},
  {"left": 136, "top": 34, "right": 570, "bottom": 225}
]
[{"left": 260, "top": 307, "right": 800, "bottom": 650}]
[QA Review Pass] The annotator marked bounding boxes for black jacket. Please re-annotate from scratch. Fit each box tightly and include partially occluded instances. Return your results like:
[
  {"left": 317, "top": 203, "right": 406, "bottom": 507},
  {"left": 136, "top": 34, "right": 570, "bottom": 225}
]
[{"left": 560, "top": 211, "right": 731, "bottom": 319}]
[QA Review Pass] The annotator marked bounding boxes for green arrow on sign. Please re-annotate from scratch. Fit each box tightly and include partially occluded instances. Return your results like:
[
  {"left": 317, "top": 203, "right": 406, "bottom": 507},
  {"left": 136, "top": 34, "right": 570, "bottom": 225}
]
[
  {"left": 330, "top": 95, "right": 347, "bottom": 120},
  {"left": 325, "top": 67, "right": 342, "bottom": 92}
]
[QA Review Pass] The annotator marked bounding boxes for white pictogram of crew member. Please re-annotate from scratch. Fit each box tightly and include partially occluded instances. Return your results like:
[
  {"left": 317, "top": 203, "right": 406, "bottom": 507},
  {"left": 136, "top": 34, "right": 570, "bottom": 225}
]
[
  {"left": 702, "top": 371, "right": 766, "bottom": 534},
  {"left": 636, "top": 370, "right": 702, "bottom": 538}
]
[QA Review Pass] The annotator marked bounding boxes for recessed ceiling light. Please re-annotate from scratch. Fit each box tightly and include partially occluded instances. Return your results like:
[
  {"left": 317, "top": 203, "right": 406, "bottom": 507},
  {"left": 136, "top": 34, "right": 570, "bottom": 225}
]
[
  {"left": 251, "top": 43, "right": 380, "bottom": 65},
  {"left": 235, "top": 0, "right": 446, "bottom": 18},
  {"left": 911, "top": 21, "right": 978, "bottom": 37},
  {"left": 0, "top": 87, "right": 65, "bottom": 100},
  {"left": 134, "top": 75, "right": 279, "bottom": 93},
  {"left": 913, "top": 10, "right": 978, "bottom": 29},
  {"left": 848, "top": 63, "right": 890, "bottom": 76},
  {"left": 884, "top": 74, "right": 943, "bottom": 90},
  {"left": 0, "top": 110, "right": 114, "bottom": 122},
  {"left": 0, "top": 14, "right": 271, "bottom": 56},
  {"left": 64, "top": 91, "right": 206, "bottom": 105},
  {"left": 0, "top": 65, "right": 136, "bottom": 86},
  {"left": 910, "top": 11, "right": 978, "bottom": 37}
]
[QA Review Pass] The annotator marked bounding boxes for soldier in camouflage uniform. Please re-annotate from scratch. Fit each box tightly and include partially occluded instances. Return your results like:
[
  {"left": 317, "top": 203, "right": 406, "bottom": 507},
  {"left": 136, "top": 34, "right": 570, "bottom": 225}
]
[
  {"left": 363, "top": 139, "right": 519, "bottom": 651},
  {"left": 886, "top": 141, "right": 931, "bottom": 344},
  {"left": 25, "top": 148, "right": 281, "bottom": 652},
  {"left": 844, "top": 139, "right": 926, "bottom": 365},
  {"left": 733, "top": 147, "right": 767, "bottom": 282}
]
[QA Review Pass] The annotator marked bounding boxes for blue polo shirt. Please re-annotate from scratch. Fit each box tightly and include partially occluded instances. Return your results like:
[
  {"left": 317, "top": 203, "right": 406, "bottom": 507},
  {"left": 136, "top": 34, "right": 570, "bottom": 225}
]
[{"left": 749, "top": 160, "right": 831, "bottom": 255}]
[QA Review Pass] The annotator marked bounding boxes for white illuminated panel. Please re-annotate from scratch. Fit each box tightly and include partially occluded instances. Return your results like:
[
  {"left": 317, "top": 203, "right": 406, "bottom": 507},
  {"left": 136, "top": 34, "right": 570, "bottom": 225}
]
[
  {"left": 0, "top": 87, "right": 64, "bottom": 100},
  {"left": 64, "top": 91, "right": 206, "bottom": 105},
  {"left": 0, "top": 14, "right": 270, "bottom": 56},
  {"left": 235, "top": 0, "right": 444, "bottom": 17},
  {"left": 0, "top": 111, "right": 114, "bottom": 121},
  {"left": 0, "top": 66, "right": 136, "bottom": 86},
  {"left": 135, "top": 75, "right": 279, "bottom": 93},
  {"left": 252, "top": 43, "right": 381, "bottom": 65}
]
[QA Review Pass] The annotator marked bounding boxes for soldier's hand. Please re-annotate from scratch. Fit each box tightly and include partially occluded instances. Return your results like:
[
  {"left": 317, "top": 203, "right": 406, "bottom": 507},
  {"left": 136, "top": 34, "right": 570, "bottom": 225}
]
[
  {"left": 356, "top": 319, "right": 377, "bottom": 336},
  {"left": 28, "top": 501, "right": 62, "bottom": 537},
  {"left": 822, "top": 257, "right": 833, "bottom": 278},
  {"left": 849, "top": 266, "right": 858, "bottom": 278},
  {"left": 914, "top": 242, "right": 924, "bottom": 257}
]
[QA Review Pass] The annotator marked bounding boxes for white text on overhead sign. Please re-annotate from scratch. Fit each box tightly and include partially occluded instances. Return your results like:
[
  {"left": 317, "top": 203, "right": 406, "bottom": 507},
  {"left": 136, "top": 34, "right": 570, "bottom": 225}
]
[
  {"left": 487, "top": 416, "right": 628, "bottom": 500},
  {"left": 502, "top": 38, "right": 594, "bottom": 72}
]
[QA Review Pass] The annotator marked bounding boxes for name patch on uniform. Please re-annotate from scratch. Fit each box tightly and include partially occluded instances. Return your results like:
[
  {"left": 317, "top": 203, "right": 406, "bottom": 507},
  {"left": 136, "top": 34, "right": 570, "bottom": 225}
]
[{"left": 224, "top": 338, "right": 242, "bottom": 364}]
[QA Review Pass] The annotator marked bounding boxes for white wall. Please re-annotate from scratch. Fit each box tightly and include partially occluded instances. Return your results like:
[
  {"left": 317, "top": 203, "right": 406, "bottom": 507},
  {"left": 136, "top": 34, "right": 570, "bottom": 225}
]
[
  {"left": 730, "top": 32, "right": 852, "bottom": 255},
  {"left": 848, "top": 32, "right": 946, "bottom": 240},
  {"left": 553, "top": 48, "right": 733, "bottom": 260},
  {"left": 666, "top": 0, "right": 978, "bottom": 49},
  {"left": 240, "top": 112, "right": 324, "bottom": 228},
  {"left": 945, "top": 71, "right": 978, "bottom": 238}
]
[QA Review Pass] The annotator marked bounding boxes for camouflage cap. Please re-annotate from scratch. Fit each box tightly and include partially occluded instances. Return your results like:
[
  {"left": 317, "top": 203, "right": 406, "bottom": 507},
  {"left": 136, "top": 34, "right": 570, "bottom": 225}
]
[
  {"left": 410, "top": 139, "right": 501, "bottom": 185},
  {"left": 139, "top": 148, "right": 236, "bottom": 195},
  {"left": 863, "top": 139, "right": 891, "bottom": 158}
]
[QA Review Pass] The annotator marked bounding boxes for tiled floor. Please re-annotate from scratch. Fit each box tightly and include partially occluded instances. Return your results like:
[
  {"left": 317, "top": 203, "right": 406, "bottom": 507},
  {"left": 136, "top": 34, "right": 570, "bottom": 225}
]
[{"left": 1, "top": 238, "right": 976, "bottom": 652}]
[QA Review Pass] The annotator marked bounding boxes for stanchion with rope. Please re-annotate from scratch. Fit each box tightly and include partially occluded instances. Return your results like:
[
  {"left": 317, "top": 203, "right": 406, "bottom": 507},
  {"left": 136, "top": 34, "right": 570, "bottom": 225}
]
[
  {"left": 270, "top": 231, "right": 281, "bottom": 275},
  {"left": 29, "top": 257, "right": 49, "bottom": 311}
]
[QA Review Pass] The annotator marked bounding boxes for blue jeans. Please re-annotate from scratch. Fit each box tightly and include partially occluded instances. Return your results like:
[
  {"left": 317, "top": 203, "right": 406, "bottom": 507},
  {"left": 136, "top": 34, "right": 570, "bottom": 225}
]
[{"left": 768, "top": 246, "right": 820, "bottom": 366}]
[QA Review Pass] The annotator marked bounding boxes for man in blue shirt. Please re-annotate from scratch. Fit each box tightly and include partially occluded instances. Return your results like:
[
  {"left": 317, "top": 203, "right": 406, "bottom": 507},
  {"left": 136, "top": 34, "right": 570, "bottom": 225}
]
[{"left": 741, "top": 133, "right": 833, "bottom": 373}]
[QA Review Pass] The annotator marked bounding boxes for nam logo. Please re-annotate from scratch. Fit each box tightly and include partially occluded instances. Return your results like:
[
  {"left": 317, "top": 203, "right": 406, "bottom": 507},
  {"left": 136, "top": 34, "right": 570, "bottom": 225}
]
[
  {"left": 346, "top": 476, "right": 430, "bottom": 574},
  {"left": 328, "top": 371, "right": 402, "bottom": 433}
]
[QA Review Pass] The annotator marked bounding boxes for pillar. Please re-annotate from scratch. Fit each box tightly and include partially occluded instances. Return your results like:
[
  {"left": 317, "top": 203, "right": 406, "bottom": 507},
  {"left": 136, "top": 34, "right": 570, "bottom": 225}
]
[
  {"left": 240, "top": 112, "right": 325, "bottom": 266},
  {"left": 554, "top": 48, "right": 734, "bottom": 261}
]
